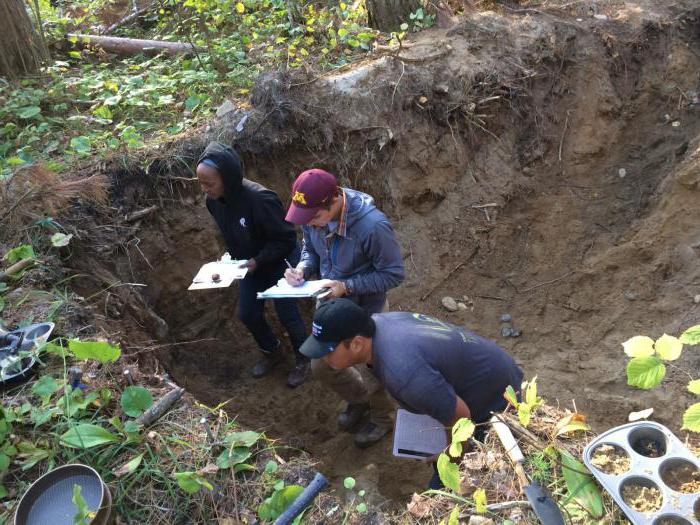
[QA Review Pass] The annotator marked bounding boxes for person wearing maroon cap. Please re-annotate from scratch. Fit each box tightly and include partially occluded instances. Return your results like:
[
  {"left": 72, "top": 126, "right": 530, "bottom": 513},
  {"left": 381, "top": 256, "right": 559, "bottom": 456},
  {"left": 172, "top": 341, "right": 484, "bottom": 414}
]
[{"left": 284, "top": 169, "right": 405, "bottom": 448}]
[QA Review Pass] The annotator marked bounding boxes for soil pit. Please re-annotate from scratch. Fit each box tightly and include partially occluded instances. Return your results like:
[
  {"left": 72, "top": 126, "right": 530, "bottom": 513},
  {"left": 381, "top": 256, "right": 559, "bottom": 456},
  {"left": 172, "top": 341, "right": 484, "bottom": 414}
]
[
  {"left": 621, "top": 478, "right": 664, "bottom": 513},
  {"left": 660, "top": 459, "right": 700, "bottom": 494},
  {"left": 591, "top": 444, "right": 631, "bottom": 475},
  {"left": 75, "top": 0, "right": 700, "bottom": 508}
]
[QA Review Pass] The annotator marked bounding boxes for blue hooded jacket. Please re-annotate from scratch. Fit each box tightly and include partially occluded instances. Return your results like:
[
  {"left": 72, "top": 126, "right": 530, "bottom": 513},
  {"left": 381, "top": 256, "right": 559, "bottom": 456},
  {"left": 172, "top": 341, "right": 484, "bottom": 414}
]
[{"left": 298, "top": 188, "right": 405, "bottom": 313}]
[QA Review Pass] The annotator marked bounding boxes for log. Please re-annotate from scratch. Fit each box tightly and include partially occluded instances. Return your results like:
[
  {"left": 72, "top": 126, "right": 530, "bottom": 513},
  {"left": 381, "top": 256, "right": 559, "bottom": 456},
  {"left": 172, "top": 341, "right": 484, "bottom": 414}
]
[
  {"left": 67, "top": 33, "right": 202, "bottom": 57},
  {"left": 136, "top": 387, "right": 185, "bottom": 427}
]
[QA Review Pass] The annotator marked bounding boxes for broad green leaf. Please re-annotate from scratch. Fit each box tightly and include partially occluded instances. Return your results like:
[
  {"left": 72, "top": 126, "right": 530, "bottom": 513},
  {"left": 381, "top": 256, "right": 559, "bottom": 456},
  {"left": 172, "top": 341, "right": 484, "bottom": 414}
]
[
  {"left": 32, "top": 375, "right": 60, "bottom": 399},
  {"left": 69, "top": 136, "right": 92, "bottom": 155},
  {"left": 233, "top": 463, "right": 255, "bottom": 473},
  {"left": 216, "top": 446, "right": 252, "bottom": 469},
  {"left": 356, "top": 502, "right": 367, "bottom": 513},
  {"left": 113, "top": 453, "right": 144, "bottom": 477},
  {"left": 655, "top": 334, "right": 683, "bottom": 361},
  {"left": 68, "top": 339, "right": 121, "bottom": 363},
  {"left": 680, "top": 325, "right": 700, "bottom": 345},
  {"left": 50, "top": 232, "right": 72, "bottom": 247},
  {"left": 174, "top": 471, "right": 213, "bottom": 494},
  {"left": 559, "top": 449, "right": 604, "bottom": 518},
  {"left": 60, "top": 423, "right": 120, "bottom": 449},
  {"left": 17, "top": 441, "right": 50, "bottom": 470},
  {"left": 622, "top": 335, "right": 655, "bottom": 357},
  {"left": 518, "top": 403, "right": 532, "bottom": 427},
  {"left": 437, "top": 453, "right": 461, "bottom": 493},
  {"left": 258, "top": 485, "right": 304, "bottom": 521},
  {"left": 452, "top": 418, "right": 475, "bottom": 443},
  {"left": 0, "top": 483, "right": 6, "bottom": 499},
  {"left": 682, "top": 403, "right": 700, "bottom": 432},
  {"left": 3, "top": 244, "right": 34, "bottom": 263},
  {"left": 474, "top": 488, "right": 487, "bottom": 513},
  {"left": 688, "top": 380, "right": 700, "bottom": 395},
  {"left": 93, "top": 106, "right": 113, "bottom": 120},
  {"left": 448, "top": 504, "right": 460, "bottom": 525},
  {"left": 0, "top": 453, "right": 10, "bottom": 472},
  {"left": 17, "top": 106, "right": 41, "bottom": 119},
  {"left": 449, "top": 441, "right": 462, "bottom": 458},
  {"left": 343, "top": 477, "right": 356, "bottom": 489},
  {"left": 627, "top": 356, "right": 666, "bottom": 389},
  {"left": 120, "top": 386, "right": 153, "bottom": 417},
  {"left": 225, "top": 430, "right": 261, "bottom": 447},
  {"left": 265, "top": 460, "right": 278, "bottom": 474},
  {"left": 503, "top": 385, "right": 519, "bottom": 407}
]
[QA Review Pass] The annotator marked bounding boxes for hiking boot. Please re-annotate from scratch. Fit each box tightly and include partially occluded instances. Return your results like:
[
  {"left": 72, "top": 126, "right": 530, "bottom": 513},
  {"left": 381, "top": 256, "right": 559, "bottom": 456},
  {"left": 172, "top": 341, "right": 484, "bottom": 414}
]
[
  {"left": 338, "top": 403, "right": 370, "bottom": 431},
  {"left": 287, "top": 357, "right": 311, "bottom": 388},
  {"left": 251, "top": 353, "right": 282, "bottom": 378},
  {"left": 353, "top": 422, "right": 391, "bottom": 449}
]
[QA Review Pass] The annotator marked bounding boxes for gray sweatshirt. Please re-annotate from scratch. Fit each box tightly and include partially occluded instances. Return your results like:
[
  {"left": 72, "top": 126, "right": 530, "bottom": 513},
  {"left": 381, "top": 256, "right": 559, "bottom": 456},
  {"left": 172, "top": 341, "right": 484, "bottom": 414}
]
[{"left": 299, "top": 188, "right": 405, "bottom": 314}]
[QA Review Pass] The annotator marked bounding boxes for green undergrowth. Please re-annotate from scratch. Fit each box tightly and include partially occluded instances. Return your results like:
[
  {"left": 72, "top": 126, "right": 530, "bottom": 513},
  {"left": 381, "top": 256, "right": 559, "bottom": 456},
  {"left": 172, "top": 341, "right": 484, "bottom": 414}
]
[{"left": 2, "top": 0, "right": 397, "bottom": 177}]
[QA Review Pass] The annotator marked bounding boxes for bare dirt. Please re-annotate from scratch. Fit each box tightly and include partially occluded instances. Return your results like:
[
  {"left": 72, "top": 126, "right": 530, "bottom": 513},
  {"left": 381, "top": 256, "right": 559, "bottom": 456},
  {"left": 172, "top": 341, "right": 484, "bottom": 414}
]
[
  {"left": 661, "top": 461, "right": 700, "bottom": 493},
  {"left": 56, "top": 0, "right": 700, "bottom": 507}
]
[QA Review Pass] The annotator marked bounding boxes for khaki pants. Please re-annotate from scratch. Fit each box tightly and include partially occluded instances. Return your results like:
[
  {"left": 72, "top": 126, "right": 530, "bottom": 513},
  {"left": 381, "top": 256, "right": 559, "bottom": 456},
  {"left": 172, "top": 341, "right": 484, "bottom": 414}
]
[{"left": 312, "top": 298, "right": 394, "bottom": 429}]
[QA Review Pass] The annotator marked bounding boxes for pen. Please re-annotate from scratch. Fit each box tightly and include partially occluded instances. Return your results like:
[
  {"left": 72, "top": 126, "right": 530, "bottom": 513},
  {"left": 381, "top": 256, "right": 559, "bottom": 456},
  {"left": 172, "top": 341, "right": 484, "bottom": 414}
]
[{"left": 284, "top": 259, "right": 294, "bottom": 270}]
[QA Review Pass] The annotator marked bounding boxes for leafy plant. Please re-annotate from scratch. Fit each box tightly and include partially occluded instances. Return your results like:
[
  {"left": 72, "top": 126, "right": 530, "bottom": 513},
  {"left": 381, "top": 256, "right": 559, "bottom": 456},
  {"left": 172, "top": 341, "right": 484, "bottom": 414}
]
[
  {"left": 68, "top": 339, "right": 121, "bottom": 363},
  {"left": 408, "top": 8, "right": 435, "bottom": 31},
  {"left": 258, "top": 480, "right": 304, "bottom": 522},
  {"left": 504, "top": 377, "right": 544, "bottom": 427},
  {"left": 72, "top": 484, "right": 95, "bottom": 524},
  {"left": 61, "top": 423, "right": 120, "bottom": 449},
  {"left": 436, "top": 417, "right": 475, "bottom": 493},
  {"left": 623, "top": 325, "right": 700, "bottom": 431},
  {"left": 3, "top": 244, "right": 35, "bottom": 264},
  {"left": 557, "top": 449, "right": 604, "bottom": 518},
  {"left": 174, "top": 470, "right": 214, "bottom": 494},
  {"left": 120, "top": 386, "right": 153, "bottom": 417}
]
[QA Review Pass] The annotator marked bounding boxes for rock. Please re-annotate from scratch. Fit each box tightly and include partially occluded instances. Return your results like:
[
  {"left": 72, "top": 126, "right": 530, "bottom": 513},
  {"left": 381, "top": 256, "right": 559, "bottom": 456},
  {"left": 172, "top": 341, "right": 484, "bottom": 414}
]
[
  {"left": 511, "top": 329, "right": 522, "bottom": 337},
  {"left": 442, "top": 296, "right": 459, "bottom": 312},
  {"left": 694, "top": 294, "right": 700, "bottom": 304},
  {"left": 618, "top": 168, "right": 626, "bottom": 178},
  {"left": 624, "top": 291, "right": 637, "bottom": 301},
  {"left": 433, "top": 83, "right": 449, "bottom": 95},
  {"left": 216, "top": 99, "right": 236, "bottom": 118},
  {"left": 500, "top": 313, "right": 512, "bottom": 323},
  {"left": 469, "top": 517, "right": 494, "bottom": 525},
  {"left": 501, "top": 326, "right": 513, "bottom": 337},
  {"left": 457, "top": 302, "right": 468, "bottom": 311}
]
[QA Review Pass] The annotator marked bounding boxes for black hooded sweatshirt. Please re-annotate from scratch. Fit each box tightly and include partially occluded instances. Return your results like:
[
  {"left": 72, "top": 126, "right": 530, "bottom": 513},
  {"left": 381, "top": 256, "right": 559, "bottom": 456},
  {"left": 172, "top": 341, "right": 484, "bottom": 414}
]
[{"left": 199, "top": 142, "right": 298, "bottom": 274}]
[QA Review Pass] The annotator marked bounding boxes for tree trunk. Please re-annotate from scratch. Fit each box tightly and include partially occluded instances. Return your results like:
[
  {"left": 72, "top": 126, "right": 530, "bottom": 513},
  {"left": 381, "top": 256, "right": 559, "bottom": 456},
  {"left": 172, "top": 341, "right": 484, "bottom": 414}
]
[
  {"left": 0, "top": 0, "right": 48, "bottom": 78},
  {"left": 366, "top": 0, "right": 421, "bottom": 32}
]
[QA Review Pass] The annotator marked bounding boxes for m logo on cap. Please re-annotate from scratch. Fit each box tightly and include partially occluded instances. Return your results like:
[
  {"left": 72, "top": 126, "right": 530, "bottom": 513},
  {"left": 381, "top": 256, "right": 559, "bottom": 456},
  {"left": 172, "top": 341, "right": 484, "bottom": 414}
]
[
  {"left": 293, "top": 191, "right": 307, "bottom": 206},
  {"left": 312, "top": 322, "right": 323, "bottom": 337}
]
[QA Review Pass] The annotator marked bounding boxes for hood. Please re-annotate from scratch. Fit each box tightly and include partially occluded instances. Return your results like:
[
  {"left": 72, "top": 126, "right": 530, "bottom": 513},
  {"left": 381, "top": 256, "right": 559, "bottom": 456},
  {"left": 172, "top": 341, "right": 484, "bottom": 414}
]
[
  {"left": 198, "top": 142, "right": 243, "bottom": 198},
  {"left": 344, "top": 188, "right": 376, "bottom": 226}
]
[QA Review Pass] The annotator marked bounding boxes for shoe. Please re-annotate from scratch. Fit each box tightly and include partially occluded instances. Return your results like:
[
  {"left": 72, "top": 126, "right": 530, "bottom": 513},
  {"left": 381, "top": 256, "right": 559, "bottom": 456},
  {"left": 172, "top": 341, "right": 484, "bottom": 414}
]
[
  {"left": 338, "top": 403, "right": 370, "bottom": 431},
  {"left": 287, "top": 357, "right": 311, "bottom": 388},
  {"left": 353, "top": 422, "right": 391, "bottom": 449},
  {"left": 251, "top": 353, "right": 282, "bottom": 378}
]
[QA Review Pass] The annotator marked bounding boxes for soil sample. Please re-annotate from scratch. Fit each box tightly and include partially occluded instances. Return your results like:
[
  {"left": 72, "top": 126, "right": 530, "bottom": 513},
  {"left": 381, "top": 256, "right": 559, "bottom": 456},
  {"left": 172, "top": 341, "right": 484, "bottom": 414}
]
[
  {"left": 591, "top": 444, "right": 631, "bottom": 475},
  {"left": 621, "top": 481, "right": 663, "bottom": 513},
  {"left": 660, "top": 460, "right": 700, "bottom": 494},
  {"left": 655, "top": 518, "right": 692, "bottom": 525}
]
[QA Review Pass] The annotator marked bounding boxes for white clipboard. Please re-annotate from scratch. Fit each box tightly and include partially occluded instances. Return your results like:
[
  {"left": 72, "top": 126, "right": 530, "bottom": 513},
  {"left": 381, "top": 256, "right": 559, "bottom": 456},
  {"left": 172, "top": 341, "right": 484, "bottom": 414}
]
[
  {"left": 392, "top": 409, "right": 448, "bottom": 460},
  {"left": 257, "top": 278, "right": 333, "bottom": 300},
  {"left": 188, "top": 254, "right": 248, "bottom": 290}
]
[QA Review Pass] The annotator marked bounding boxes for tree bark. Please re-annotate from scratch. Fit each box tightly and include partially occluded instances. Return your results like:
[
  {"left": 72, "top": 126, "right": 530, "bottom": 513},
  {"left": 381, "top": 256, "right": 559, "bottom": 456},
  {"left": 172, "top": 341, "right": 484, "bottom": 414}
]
[
  {"left": 67, "top": 33, "right": 202, "bottom": 57},
  {"left": 0, "top": 0, "right": 48, "bottom": 78},
  {"left": 366, "top": 0, "right": 421, "bottom": 32}
]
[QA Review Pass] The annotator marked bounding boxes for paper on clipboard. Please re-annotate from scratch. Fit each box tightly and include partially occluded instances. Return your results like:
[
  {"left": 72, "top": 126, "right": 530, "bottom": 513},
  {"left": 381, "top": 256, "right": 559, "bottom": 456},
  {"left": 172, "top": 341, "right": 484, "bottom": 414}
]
[
  {"left": 257, "top": 278, "right": 333, "bottom": 299},
  {"left": 392, "top": 409, "right": 448, "bottom": 460},
  {"left": 188, "top": 257, "right": 248, "bottom": 290}
]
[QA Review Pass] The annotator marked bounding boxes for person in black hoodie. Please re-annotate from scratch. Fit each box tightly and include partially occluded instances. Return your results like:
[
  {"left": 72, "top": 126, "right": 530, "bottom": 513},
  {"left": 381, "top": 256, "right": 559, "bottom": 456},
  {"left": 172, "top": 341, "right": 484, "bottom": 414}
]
[{"left": 196, "top": 142, "right": 310, "bottom": 388}]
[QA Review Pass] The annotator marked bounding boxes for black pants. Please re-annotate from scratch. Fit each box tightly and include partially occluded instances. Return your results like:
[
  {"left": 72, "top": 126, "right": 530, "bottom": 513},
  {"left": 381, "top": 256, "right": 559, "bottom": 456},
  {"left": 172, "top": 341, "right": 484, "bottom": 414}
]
[{"left": 237, "top": 261, "right": 307, "bottom": 357}]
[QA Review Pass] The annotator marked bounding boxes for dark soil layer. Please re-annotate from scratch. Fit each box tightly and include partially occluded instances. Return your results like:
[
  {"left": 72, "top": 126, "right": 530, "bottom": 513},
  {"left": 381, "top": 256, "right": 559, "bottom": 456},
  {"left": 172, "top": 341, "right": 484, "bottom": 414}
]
[{"left": 66, "top": 0, "right": 700, "bottom": 505}]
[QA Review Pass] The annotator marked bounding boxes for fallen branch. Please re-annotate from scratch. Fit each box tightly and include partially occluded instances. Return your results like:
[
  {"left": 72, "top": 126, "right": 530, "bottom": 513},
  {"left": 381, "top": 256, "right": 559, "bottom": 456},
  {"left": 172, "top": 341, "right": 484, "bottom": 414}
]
[
  {"left": 67, "top": 33, "right": 202, "bottom": 57},
  {"left": 102, "top": 2, "right": 159, "bottom": 35},
  {"left": 420, "top": 246, "right": 479, "bottom": 301},
  {"left": 136, "top": 387, "right": 185, "bottom": 427},
  {"left": 0, "top": 258, "right": 35, "bottom": 281}
]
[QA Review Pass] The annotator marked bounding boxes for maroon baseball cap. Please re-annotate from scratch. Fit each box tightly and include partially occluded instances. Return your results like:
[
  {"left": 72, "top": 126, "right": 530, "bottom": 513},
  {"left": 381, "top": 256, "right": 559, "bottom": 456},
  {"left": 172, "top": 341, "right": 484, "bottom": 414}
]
[{"left": 285, "top": 169, "right": 338, "bottom": 224}]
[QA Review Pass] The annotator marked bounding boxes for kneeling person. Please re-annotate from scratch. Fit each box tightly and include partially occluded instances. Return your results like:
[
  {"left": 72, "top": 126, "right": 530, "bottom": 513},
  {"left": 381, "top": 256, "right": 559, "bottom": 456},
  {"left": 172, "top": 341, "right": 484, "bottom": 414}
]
[{"left": 299, "top": 299, "right": 524, "bottom": 456}]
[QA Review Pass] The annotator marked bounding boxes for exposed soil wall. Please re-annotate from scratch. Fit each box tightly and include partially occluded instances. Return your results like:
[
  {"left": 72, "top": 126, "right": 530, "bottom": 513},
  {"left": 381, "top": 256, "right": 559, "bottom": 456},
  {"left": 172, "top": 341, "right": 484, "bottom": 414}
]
[{"left": 64, "top": 1, "right": 700, "bottom": 504}]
